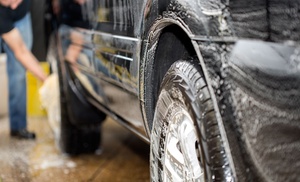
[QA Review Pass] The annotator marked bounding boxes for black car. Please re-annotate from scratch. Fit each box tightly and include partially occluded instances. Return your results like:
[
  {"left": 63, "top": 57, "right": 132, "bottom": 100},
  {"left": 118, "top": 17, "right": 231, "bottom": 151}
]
[{"left": 48, "top": 0, "right": 300, "bottom": 181}]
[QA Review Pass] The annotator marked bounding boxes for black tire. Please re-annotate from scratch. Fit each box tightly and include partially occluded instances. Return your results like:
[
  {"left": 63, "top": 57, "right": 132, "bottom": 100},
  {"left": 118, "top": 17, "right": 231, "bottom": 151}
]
[
  {"left": 57, "top": 61, "right": 103, "bottom": 155},
  {"left": 150, "top": 59, "right": 234, "bottom": 181},
  {"left": 59, "top": 95, "right": 102, "bottom": 155}
]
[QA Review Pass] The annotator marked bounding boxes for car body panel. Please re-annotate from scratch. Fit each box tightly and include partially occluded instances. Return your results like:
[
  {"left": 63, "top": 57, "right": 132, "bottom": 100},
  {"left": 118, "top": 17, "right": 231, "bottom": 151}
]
[
  {"left": 56, "top": 0, "right": 300, "bottom": 145},
  {"left": 52, "top": 0, "right": 300, "bottom": 181},
  {"left": 58, "top": 0, "right": 149, "bottom": 137},
  {"left": 229, "top": 40, "right": 300, "bottom": 112}
]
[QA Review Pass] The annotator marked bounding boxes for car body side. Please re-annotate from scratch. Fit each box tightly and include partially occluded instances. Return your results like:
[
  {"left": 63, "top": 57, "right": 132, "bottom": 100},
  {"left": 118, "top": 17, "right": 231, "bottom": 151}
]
[{"left": 51, "top": 0, "right": 300, "bottom": 181}]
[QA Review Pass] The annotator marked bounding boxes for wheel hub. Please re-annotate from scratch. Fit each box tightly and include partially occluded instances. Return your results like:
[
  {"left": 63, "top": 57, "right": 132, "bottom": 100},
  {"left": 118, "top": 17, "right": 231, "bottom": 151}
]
[{"left": 163, "top": 109, "right": 204, "bottom": 182}]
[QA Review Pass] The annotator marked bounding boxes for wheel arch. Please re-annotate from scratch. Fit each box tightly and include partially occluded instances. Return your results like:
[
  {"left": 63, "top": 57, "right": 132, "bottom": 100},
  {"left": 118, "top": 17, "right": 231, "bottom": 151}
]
[
  {"left": 141, "top": 17, "right": 239, "bottom": 181},
  {"left": 141, "top": 18, "right": 198, "bottom": 136}
]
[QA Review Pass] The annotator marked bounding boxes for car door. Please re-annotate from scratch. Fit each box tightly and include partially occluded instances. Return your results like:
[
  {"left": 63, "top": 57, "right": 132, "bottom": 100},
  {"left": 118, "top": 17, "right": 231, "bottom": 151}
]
[
  {"left": 79, "top": 0, "right": 148, "bottom": 135},
  {"left": 57, "top": 0, "right": 104, "bottom": 102}
]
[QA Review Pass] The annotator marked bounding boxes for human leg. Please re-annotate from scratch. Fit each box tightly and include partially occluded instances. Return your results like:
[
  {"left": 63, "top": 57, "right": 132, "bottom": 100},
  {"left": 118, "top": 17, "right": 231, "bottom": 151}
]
[{"left": 3, "top": 13, "right": 35, "bottom": 139}]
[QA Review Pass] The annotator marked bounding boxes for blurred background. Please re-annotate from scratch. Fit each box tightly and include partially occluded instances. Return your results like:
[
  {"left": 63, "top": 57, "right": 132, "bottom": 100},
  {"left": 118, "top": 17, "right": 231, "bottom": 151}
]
[{"left": 0, "top": 1, "right": 150, "bottom": 181}]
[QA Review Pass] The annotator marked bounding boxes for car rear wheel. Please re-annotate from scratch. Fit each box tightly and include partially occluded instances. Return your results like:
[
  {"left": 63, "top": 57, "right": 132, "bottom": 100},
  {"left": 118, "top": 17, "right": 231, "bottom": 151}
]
[
  {"left": 57, "top": 61, "right": 104, "bottom": 155},
  {"left": 150, "top": 59, "right": 234, "bottom": 181},
  {"left": 58, "top": 94, "right": 102, "bottom": 155}
]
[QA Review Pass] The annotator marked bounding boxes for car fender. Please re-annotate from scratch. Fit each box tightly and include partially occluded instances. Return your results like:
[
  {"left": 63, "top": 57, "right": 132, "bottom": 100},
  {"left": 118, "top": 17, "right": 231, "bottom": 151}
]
[
  {"left": 145, "top": 0, "right": 232, "bottom": 38},
  {"left": 228, "top": 40, "right": 300, "bottom": 111}
]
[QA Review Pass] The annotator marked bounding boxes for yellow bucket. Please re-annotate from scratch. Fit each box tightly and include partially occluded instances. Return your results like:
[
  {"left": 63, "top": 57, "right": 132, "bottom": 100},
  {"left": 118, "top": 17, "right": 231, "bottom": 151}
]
[{"left": 27, "top": 62, "right": 50, "bottom": 117}]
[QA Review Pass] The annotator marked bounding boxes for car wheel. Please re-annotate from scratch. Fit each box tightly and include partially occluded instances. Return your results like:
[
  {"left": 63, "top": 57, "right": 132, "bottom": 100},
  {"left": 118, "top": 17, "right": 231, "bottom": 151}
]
[
  {"left": 150, "top": 59, "right": 234, "bottom": 181},
  {"left": 59, "top": 96, "right": 102, "bottom": 155},
  {"left": 57, "top": 61, "right": 102, "bottom": 155}
]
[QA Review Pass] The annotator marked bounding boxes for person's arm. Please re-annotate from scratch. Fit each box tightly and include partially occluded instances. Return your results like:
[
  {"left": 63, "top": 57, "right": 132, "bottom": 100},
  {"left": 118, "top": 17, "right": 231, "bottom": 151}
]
[{"left": 1, "top": 28, "right": 47, "bottom": 82}]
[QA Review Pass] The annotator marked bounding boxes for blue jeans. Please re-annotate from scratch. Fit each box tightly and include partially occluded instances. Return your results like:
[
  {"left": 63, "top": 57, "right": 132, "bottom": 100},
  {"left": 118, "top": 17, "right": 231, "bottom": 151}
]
[{"left": 0, "top": 13, "right": 32, "bottom": 131}]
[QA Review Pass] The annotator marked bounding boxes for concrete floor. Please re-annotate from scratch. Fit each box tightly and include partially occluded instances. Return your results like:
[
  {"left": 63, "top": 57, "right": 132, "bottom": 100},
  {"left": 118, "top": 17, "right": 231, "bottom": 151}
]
[{"left": 0, "top": 116, "right": 150, "bottom": 182}]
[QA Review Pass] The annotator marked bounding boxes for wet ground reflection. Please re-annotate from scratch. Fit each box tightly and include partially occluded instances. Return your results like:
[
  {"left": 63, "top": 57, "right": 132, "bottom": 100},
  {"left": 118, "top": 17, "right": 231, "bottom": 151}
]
[{"left": 0, "top": 116, "right": 150, "bottom": 182}]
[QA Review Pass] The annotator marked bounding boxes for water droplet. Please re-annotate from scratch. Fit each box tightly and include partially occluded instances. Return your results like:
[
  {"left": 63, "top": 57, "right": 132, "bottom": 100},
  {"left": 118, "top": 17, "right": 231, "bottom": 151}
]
[
  {"left": 199, "top": 93, "right": 204, "bottom": 100},
  {"left": 221, "top": 105, "right": 226, "bottom": 110},
  {"left": 220, "top": 80, "right": 224, "bottom": 85}
]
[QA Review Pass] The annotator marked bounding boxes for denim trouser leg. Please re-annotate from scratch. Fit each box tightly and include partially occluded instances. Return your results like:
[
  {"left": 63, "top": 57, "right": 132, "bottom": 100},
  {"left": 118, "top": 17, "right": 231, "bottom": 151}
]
[{"left": 1, "top": 13, "right": 33, "bottom": 131}]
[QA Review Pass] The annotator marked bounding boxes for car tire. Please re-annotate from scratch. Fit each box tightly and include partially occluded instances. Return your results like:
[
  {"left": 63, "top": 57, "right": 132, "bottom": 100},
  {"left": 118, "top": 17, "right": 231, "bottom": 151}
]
[
  {"left": 59, "top": 96, "right": 101, "bottom": 155},
  {"left": 150, "top": 59, "right": 234, "bottom": 181},
  {"left": 57, "top": 61, "right": 102, "bottom": 155}
]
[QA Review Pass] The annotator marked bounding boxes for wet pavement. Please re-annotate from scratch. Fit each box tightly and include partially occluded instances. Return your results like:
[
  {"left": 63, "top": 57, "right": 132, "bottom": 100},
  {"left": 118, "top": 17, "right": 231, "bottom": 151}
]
[{"left": 0, "top": 116, "right": 150, "bottom": 182}]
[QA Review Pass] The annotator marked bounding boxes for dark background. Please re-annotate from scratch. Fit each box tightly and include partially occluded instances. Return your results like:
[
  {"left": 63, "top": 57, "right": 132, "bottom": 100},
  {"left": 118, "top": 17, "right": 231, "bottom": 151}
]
[{"left": 30, "top": 0, "right": 52, "bottom": 62}]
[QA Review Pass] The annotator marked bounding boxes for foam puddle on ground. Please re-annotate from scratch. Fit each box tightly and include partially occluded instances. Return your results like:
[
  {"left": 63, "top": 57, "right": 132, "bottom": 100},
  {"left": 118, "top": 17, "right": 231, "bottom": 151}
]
[{"left": 33, "top": 155, "right": 76, "bottom": 170}]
